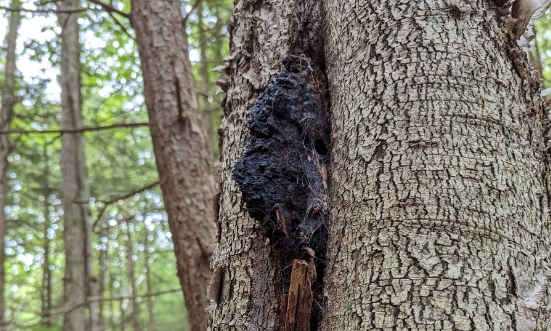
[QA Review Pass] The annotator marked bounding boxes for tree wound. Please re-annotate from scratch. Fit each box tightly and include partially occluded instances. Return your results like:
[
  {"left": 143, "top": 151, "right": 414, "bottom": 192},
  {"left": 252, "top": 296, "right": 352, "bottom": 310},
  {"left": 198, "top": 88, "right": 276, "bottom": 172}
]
[{"left": 232, "top": 57, "right": 330, "bottom": 293}]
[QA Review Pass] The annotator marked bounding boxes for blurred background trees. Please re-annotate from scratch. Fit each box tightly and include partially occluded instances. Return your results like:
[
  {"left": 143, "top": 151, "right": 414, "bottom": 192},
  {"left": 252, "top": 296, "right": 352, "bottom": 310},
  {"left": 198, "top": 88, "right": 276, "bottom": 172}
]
[{"left": 0, "top": 0, "right": 231, "bottom": 330}]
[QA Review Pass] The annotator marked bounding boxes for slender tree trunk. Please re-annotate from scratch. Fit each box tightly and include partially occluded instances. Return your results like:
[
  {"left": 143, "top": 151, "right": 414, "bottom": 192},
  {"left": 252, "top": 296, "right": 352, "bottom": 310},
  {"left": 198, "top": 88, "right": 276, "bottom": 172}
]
[
  {"left": 98, "top": 225, "right": 108, "bottom": 331},
  {"left": 107, "top": 228, "right": 116, "bottom": 331},
  {"left": 131, "top": 1, "right": 216, "bottom": 329},
  {"left": 0, "top": 0, "right": 20, "bottom": 327},
  {"left": 57, "top": 1, "right": 98, "bottom": 330},
  {"left": 124, "top": 220, "right": 140, "bottom": 331},
  {"left": 209, "top": 0, "right": 551, "bottom": 330},
  {"left": 197, "top": 2, "right": 214, "bottom": 156},
  {"left": 41, "top": 148, "right": 53, "bottom": 327},
  {"left": 144, "top": 228, "right": 156, "bottom": 331},
  {"left": 119, "top": 258, "right": 127, "bottom": 331}
]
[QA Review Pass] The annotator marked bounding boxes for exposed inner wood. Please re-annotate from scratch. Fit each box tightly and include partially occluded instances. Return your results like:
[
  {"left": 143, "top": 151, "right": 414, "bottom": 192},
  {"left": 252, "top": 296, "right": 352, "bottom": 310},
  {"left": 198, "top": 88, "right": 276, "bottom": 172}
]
[{"left": 282, "top": 259, "right": 316, "bottom": 331}]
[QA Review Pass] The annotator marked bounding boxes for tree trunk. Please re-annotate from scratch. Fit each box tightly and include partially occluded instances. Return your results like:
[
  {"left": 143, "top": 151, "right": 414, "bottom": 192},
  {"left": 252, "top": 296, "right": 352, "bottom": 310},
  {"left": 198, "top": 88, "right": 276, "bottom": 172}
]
[
  {"left": 0, "top": 0, "right": 20, "bottom": 327},
  {"left": 207, "top": 0, "right": 327, "bottom": 329},
  {"left": 131, "top": 1, "right": 216, "bottom": 329},
  {"left": 57, "top": 1, "right": 98, "bottom": 330},
  {"left": 41, "top": 148, "right": 53, "bottom": 327},
  {"left": 98, "top": 224, "right": 108, "bottom": 331},
  {"left": 197, "top": 2, "right": 214, "bottom": 156},
  {"left": 144, "top": 227, "right": 156, "bottom": 331},
  {"left": 124, "top": 220, "right": 140, "bottom": 331},
  {"left": 321, "top": 0, "right": 551, "bottom": 329},
  {"left": 209, "top": 0, "right": 551, "bottom": 330}
]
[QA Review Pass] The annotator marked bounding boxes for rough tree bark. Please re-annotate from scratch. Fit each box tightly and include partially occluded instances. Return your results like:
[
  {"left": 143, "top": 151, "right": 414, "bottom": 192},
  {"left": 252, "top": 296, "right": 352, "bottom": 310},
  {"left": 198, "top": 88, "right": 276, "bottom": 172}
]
[
  {"left": 0, "top": 0, "right": 20, "bottom": 327},
  {"left": 209, "top": 0, "right": 551, "bottom": 330},
  {"left": 131, "top": 1, "right": 216, "bottom": 329},
  {"left": 207, "top": 0, "right": 326, "bottom": 329},
  {"left": 57, "top": 1, "right": 98, "bottom": 330},
  {"left": 321, "top": 0, "right": 551, "bottom": 329}
]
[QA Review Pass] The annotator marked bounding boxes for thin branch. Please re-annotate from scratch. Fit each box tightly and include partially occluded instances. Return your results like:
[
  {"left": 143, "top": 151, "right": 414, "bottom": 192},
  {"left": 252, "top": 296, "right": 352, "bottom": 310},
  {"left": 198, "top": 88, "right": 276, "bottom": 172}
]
[
  {"left": 182, "top": 0, "right": 204, "bottom": 25},
  {"left": 2, "top": 289, "right": 181, "bottom": 331},
  {"left": 108, "top": 11, "right": 134, "bottom": 40},
  {"left": 88, "top": 0, "right": 130, "bottom": 19},
  {"left": 99, "top": 181, "right": 161, "bottom": 205},
  {"left": 86, "top": 181, "right": 160, "bottom": 230},
  {"left": 0, "top": 122, "right": 149, "bottom": 135},
  {"left": 0, "top": 5, "right": 87, "bottom": 13}
]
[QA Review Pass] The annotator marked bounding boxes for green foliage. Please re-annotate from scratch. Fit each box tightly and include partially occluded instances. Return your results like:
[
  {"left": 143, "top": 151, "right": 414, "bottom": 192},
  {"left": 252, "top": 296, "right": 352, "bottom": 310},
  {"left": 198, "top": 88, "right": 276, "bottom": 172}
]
[{"left": 1, "top": 0, "right": 232, "bottom": 329}]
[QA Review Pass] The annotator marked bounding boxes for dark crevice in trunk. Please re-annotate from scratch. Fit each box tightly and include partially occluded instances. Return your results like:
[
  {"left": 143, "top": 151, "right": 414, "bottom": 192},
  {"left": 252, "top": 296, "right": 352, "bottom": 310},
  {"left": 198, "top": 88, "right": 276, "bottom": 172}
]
[{"left": 232, "top": 1, "right": 331, "bottom": 328}]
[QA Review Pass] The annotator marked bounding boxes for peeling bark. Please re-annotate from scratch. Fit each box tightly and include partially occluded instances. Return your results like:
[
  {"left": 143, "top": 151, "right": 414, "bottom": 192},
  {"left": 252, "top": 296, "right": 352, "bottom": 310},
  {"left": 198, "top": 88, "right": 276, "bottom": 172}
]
[{"left": 131, "top": 1, "right": 216, "bottom": 329}]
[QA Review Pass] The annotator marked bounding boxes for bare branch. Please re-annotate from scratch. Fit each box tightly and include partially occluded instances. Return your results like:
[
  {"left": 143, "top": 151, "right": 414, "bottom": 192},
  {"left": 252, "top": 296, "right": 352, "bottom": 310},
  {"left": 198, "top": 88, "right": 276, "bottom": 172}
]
[
  {"left": 182, "top": 0, "right": 204, "bottom": 25},
  {"left": 0, "top": 122, "right": 149, "bottom": 135},
  {"left": 84, "top": 181, "right": 160, "bottom": 230},
  {"left": 100, "top": 181, "right": 161, "bottom": 205},
  {"left": 2, "top": 289, "right": 181, "bottom": 331},
  {"left": 108, "top": 11, "right": 134, "bottom": 40},
  {"left": 0, "top": 5, "right": 87, "bottom": 13},
  {"left": 88, "top": 0, "right": 130, "bottom": 20}
]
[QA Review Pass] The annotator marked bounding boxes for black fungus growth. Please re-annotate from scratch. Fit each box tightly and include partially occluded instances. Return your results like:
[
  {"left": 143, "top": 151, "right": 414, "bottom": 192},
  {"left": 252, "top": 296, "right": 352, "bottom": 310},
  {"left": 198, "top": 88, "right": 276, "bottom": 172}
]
[{"left": 233, "top": 59, "right": 330, "bottom": 264}]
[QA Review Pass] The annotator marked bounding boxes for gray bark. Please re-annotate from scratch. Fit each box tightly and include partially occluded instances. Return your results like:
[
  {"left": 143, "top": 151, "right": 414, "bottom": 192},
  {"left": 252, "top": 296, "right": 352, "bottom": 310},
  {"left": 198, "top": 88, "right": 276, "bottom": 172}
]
[
  {"left": 320, "top": 0, "right": 551, "bottom": 329},
  {"left": 57, "top": 1, "right": 98, "bottom": 330},
  {"left": 207, "top": 0, "right": 318, "bottom": 329},
  {"left": 0, "top": 0, "right": 20, "bottom": 327},
  {"left": 131, "top": 1, "right": 216, "bottom": 329},
  {"left": 209, "top": 0, "right": 551, "bottom": 330}
]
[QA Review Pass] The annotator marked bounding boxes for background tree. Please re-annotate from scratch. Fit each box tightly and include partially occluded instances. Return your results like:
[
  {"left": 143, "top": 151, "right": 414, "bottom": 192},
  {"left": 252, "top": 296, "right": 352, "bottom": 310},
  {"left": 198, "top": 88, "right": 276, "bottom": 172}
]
[
  {"left": 0, "top": 0, "right": 230, "bottom": 330},
  {"left": 56, "top": 0, "right": 96, "bottom": 329},
  {"left": 131, "top": 1, "right": 217, "bottom": 329},
  {"left": 0, "top": 0, "right": 20, "bottom": 327}
]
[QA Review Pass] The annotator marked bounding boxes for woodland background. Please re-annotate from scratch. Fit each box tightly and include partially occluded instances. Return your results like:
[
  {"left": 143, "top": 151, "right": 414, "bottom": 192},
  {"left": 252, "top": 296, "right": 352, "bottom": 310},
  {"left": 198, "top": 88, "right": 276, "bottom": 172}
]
[
  {"left": 1, "top": 0, "right": 230, "bottom": 330},
  {"left": 1, "top": 1, "right": 550, "bottom": 331}
]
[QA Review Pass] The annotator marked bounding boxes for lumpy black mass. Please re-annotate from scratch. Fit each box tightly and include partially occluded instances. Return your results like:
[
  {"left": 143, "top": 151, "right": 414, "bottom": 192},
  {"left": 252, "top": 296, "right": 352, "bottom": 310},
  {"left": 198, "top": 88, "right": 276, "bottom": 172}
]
[{"left": 232, "top": 63, "right": 330, "bottom": 262}]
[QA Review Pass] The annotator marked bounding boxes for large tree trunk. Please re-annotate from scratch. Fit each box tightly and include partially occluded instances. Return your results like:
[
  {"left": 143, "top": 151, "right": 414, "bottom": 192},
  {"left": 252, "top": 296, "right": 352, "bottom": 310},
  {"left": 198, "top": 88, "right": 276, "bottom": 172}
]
[
  {"left": 130, "top": 1, "right": 216, "bottom": 329},
  {"left": 209, "top": 0, "right": 551, "bottom": 330},
  {"left": 57, "top": 1, "right": 98, "bottom": 330},
  {"left": 0, "top": 0, "right": 20, "bottom": 327},
  {"left": 207, "top": 0, "right": 326, "bottom": 329}
]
